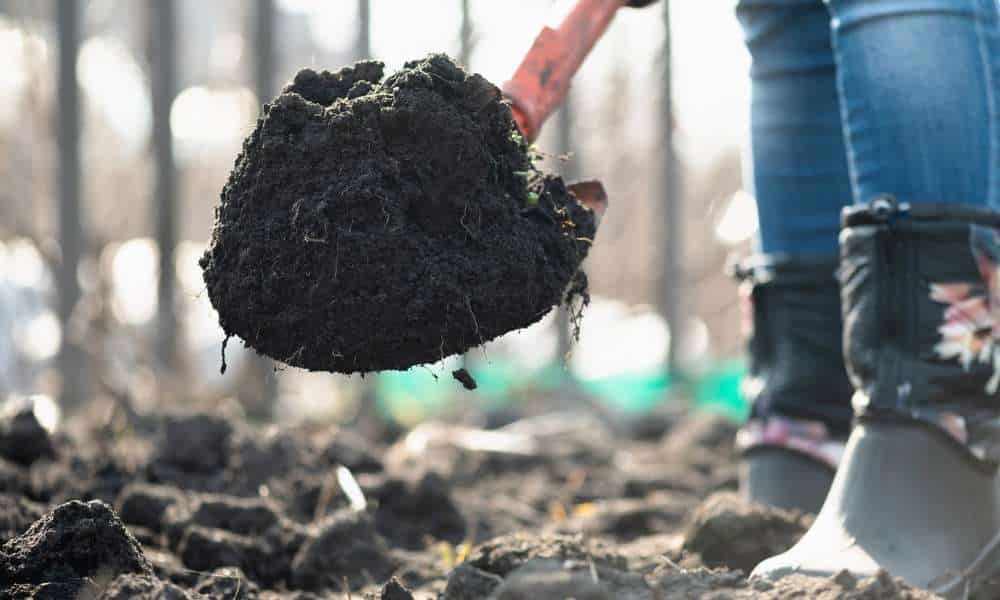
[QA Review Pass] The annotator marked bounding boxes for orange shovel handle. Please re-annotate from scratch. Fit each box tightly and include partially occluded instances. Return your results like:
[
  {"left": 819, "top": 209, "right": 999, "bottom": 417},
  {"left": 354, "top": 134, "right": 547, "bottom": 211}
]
[{"left": 503, "top": 0, "right": 628, "bottom": 142}]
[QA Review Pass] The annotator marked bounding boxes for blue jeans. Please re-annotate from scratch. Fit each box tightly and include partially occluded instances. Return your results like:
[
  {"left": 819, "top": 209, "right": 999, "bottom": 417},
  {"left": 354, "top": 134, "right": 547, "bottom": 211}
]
[{"left": 738, "top": 0, "right": 1000, "bottom": 257}]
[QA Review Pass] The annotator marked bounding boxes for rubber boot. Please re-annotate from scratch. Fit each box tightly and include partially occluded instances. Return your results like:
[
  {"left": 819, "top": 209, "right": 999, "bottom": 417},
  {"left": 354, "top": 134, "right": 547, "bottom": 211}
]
[
  {"left": 730, "top": 255, "right": 852, "bottom": 513},
  {"left": 740, "top": 447, "right": 834, "bottom": 514},
  {"left": 753, "top": 198, "right": 1000, "bottom": 596}
]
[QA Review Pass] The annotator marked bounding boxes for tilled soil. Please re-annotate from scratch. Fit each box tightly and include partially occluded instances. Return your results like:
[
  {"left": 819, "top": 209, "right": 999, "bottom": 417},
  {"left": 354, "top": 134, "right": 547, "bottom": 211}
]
[
  {"left": 0, "top": 402, "right": 939, "bottom": 599},
  {"left": 200, "top": 54, "right": 595, "bottom": 373}
]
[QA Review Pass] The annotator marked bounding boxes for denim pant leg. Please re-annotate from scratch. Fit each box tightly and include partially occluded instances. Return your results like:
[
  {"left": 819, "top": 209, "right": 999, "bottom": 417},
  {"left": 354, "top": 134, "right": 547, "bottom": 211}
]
[
  {"left": 736, "top": 0, "right": 853, "bottom": 257},
  {"left": 824, "top": 0, "right": 1000, "bottom": 207}
]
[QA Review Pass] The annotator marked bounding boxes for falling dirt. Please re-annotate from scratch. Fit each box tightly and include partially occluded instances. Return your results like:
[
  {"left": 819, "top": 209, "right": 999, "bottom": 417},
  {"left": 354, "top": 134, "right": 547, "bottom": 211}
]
[
  {"left": 0, "top": 403, "right": 946, "bottom": 599},
  {"left": 200, "top": 54, "right": 596, "bottom": 374}
]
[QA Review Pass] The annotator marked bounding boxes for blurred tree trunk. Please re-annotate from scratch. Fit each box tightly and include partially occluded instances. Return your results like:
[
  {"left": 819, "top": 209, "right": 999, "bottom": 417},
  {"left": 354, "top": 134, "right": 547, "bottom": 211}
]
[
  {"left": 459, "top": 0, "right": 472, "bottom": 68},
  {"left": 56, "top": 0, "right": 89, "bottom": 410},
  {"left": 242, "top": 0, "right": 280, "bottom": 421},
  {"left": 150, "top": 0, "right": 178, "bottom": 372},
  {"left": 555, "top": 97, "right": 577, "bottom": 366},
  {"left": 356, "top": 0, "right": 370, "bottom": 59},
  {"left": 658, "top": 0, "right": 683, "bottom": 377}
]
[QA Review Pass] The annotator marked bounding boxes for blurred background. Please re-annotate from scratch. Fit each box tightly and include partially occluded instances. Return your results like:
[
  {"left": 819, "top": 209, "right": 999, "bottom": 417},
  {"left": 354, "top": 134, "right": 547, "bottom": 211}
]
[{"left": 0, "top": 0, "right": 757, "bottom": 434}]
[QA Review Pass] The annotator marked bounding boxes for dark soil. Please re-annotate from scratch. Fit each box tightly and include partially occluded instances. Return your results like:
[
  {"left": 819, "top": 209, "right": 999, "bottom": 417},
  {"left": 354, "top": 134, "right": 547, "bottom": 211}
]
[
  {"left": 0, "top": 404, "right": 943, "bottom": 599},
  {"left": 201, "top": 54, "right": 596, "bottom": 373}
]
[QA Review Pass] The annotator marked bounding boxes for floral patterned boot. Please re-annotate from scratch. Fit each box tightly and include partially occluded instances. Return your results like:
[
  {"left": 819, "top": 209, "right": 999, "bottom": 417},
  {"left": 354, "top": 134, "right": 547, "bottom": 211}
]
[
  {"left": 731, "top": 255, "right": 853, "bottom": 513},
  {"left": 752, "top": 197, "right": 1000, "bottom": 597}
]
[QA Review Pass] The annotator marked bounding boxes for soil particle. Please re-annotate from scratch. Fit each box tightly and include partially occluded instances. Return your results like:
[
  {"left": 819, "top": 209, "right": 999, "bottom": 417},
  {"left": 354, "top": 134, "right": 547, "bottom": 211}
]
[
  {"left": 290, "top": 510, "right": 397, "bottom": 590},
  {"left": 0, "top": 500, "right": 152, "bottom": 589},
  {"left": 0, "top": 403, "right": 55, "bottom": 467},
  {"left": 200, "top": 54, "right": 595, "bottom": 373},
  {"left": 452, "top": 368, "right": 477, "bottom": 390},
  {"left": 680, "top": 492, "right": 811, "bottom": 573},
  {"left": 441, "top": 564, "right": 503, "bottom": 600}
]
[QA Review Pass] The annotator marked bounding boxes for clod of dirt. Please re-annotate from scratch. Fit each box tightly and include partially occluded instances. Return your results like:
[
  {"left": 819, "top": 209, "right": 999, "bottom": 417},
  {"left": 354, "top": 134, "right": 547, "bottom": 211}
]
[
  {"left": 465, "top": 533, "right": 628, "bottom": 578},
  {"left": 153, "top": 413, "right": 233, "bottom": 474},
  {"left": 0, "top": 402, "right": 55, "bottom": 467},
  {"left": 98, "top": 574, "right": 195, "bottom": 600},
  {"left": 493, "top": 559, "right": 612, "bottom": 600},
  {"left": 201, "top": 53, "right": 596, "bottom": 373},
  {"left": 441, "top": 564, "right": 503, "bottom": 600},
  {"left": 177, "top": 525, "right": 287, "bottom": 586},
  {"left": 452, "top": 368, "right": 477, "bottom": 390},
  {"left": 290, "top": 510, "right": 397, "bottom": 590},
  {"left": 0, "top": 500, "right": 152, "bottom": 588},
  {"left": 372, "top": 578, "right": 415, "bottom": 600},
  {"left": 366, "top": 471, "right": 466, "bottom": 549},
  {"left": 182, "top": 494, "right": 283, "bottom": 536},
  {"left": 116, "top": 483, "right": 187, "bottom": 533},
  {"left": 193, "top": 567, "right": 259, "bottom": 600},
  {"left": 492, "top": 558, "right": 654, "bottom": 600},
  {"left": 680, "top": 492, "right": 811, "bottom": 573}
]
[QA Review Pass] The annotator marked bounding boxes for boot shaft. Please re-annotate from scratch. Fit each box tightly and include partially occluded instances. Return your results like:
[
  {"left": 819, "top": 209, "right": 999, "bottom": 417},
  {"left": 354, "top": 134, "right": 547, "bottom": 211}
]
[
  {"left": 840, "top": 197, "right": 1000, "bottom": 460},
  {"left": 733, "top": 255, "right": 853, "bottom": 436}
]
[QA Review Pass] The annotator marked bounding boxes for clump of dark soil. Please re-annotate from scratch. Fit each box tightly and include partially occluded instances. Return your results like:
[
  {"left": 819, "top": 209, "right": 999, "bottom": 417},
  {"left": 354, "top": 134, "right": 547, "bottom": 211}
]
[
  {"left": 0, "top": 402, "right": 55, "bottom": 466},
  {"left": 200, "top": 54, "right": 596, "bottom": 373},
  {"left": 0, "top": 500, "right": 151, "bottom": 594},
  {"left": 681, "top": 492, "right": 811, "bottom": 573}
]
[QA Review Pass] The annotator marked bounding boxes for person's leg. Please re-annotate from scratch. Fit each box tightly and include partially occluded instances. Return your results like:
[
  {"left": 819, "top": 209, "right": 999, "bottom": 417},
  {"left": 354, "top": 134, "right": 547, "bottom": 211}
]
[
  {"left": 733, "top": 0, "right": 854, "bottom": 512},
  {"left": 738, "top": 0, "right": 854, "bottom": 257},
  {"left": 755, "top": 0, "right": 1000, "bottom": 591}
]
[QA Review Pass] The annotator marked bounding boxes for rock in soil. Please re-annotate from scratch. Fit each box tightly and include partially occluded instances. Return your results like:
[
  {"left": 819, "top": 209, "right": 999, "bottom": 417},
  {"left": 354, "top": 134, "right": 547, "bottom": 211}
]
[
  {"left": 0, "top": 500, "right": 152, "bottom": 590},
  {"left": 200, "top": 53, "right": 596, "bottom": 373},
  {"left": 681, "top": 492, "right": 811, "bottom": 573}
]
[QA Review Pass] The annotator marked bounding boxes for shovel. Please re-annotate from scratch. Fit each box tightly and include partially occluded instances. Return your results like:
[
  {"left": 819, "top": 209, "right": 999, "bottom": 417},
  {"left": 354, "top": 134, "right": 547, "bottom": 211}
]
[{"left": 502, "top": 0, "right": 657, "bottom": 223}]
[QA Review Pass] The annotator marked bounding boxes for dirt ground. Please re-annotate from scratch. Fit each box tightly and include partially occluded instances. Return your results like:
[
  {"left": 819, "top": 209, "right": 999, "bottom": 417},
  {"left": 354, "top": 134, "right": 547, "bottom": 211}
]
[{"left": 0, "top": 397, "right": 942, "bottom": 599}]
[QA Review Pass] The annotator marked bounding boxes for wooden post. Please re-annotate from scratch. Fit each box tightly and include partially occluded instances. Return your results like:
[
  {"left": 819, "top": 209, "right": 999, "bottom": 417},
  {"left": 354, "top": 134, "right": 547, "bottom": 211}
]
[
  {"left": 56, "top": 0, "right": 87, "bottom": 409},
  {"left": 150, "top": 0, "right": 178, "bottom": 370}
]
